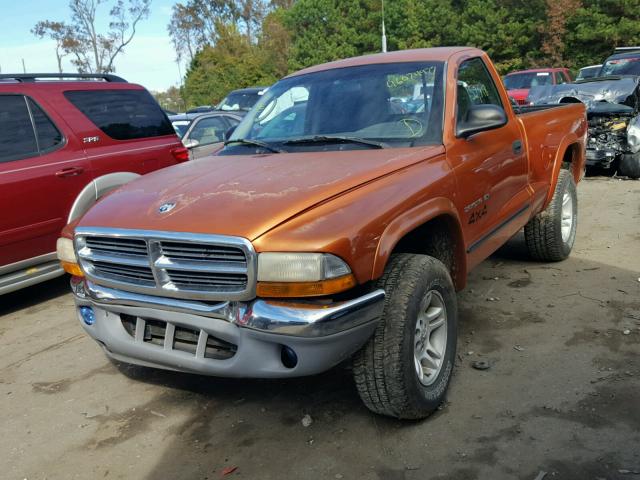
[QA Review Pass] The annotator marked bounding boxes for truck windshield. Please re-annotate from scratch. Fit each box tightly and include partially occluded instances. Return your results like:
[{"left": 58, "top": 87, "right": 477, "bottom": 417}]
[
  {"left": 503, "top": 72, "right": 553, "bottom": 90},
  {"left": 223, "top": 61, "right": 444, "bottom": 153},
  {"left": 600, "top": 56, "right": 640, "bottom": 77}
]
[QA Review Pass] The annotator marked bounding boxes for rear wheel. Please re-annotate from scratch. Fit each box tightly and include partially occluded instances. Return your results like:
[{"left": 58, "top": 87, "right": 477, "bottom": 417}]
[
  {"left": 352, "top": 254, "right": 457, "bottom": 419},
  {"left": 619, "top": 152, "right": 640, "bottom": 179},
  {"left": 524, "top": 169, "right": 577, "bottom": 261}
]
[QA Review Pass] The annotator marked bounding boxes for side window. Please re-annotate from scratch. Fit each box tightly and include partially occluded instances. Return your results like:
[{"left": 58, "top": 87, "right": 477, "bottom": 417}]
[
  {"left": 188, "top": 117, "right": 228, "bottom": 146},
  {"left": 0, "top": 95, "right": 38, "bottom": 163},
  {"left": 226, "top": 116, "right": 241, "bottom": 127},
  {"left": 28, "top": 99, "right": 64, "bottom": 152},
  {"left": 555, "top": 72, "right": 566, "bottom": 84},
  {"left": 64, "top": 89, "right": 174, "bottom": 140},
  {"left": 456, "top": 58, "right": 503, "bottom": 123}
]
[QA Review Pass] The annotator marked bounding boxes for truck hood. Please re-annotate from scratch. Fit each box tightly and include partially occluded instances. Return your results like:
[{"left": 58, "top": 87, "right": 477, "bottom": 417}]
[
  {"left": 77, "top": 146, "right": 442, "bottom": 240},
  {"left": 528, "top": 76, "right": 640, "bottom": 111}
]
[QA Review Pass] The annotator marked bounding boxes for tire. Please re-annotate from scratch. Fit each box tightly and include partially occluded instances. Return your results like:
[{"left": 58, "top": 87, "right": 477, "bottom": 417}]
[
  {"left": 619, "top": 152, "right": 640, "bottom": 179},
  {"left": 524, "top": 169, "right": 577, "bottom": 262},
  {"left": 352, "top": 253, "right": 458, "bottom": 419}
]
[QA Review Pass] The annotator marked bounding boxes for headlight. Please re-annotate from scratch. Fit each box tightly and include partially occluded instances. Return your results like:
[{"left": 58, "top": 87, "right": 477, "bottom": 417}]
[
  {"left": 627, "top": 116, "right": 640, "bottom": 153},
  {"left": 56, "top": 237, "right": 83, "bottom": 277},
  {"left": 256, "top": 253, "right": 355, "bottom": 297}
]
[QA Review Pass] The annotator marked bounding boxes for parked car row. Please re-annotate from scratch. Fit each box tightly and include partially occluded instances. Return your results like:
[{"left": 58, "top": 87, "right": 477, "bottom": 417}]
[{"left": 524, "top": 47, "right": 640, "bottom": 178}]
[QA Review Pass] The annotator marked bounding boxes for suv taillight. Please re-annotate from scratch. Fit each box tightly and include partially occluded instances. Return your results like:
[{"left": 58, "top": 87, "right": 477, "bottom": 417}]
[{"left": 171, "top": 146, "right": 190, "bottom": 163}]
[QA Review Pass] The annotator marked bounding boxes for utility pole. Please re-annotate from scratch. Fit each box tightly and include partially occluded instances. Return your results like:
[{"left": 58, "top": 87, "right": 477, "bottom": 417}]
[
  {"left": 22, "top": 58, "right": 27, "bottom": 73},
  {"left": 381, "top": 0, "right": 387, "bottom": 53}
]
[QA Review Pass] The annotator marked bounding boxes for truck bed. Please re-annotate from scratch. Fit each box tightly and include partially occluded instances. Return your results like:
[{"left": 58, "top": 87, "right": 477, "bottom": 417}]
[{"left": 514, "top": 103, "right": 577, "bottom": 115}]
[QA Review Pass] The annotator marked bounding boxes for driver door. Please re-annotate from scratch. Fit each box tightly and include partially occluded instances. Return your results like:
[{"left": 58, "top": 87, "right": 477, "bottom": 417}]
[{"left": 446, "top": 57, "right": 528, "bottom": 260}]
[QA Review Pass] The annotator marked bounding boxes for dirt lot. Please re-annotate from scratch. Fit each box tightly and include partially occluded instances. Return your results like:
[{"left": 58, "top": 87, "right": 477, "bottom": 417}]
[{"left": 1, "top": 177, "right": 639, "bottom": 480}]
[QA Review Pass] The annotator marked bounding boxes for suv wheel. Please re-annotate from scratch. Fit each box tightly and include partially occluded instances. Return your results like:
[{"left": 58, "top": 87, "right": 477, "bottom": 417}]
[
  {"left": 619, "top": 152, "right": 640, "bottom": 179},
  {"left": 353, "top": 254, "right": 457, "bottom": 419},
  {"left": 524, "top": 169, "right": 577, "bottom": 261}
]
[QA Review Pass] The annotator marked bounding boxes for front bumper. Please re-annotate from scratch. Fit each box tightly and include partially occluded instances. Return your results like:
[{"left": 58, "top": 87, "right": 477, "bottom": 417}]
[
  {"left": 586, "top": 147, "right": 618, "bottom": 168},
  {"left": 72, "top": 279, "right": 385, "bottom": 378}
]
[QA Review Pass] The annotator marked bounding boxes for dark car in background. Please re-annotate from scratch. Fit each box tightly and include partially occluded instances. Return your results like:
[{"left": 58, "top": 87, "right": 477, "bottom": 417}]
[
  {"left": 576, "top": 64, "right": 602, "bottom": 81},
  {"left": 215, "top": 86, "right": 268, "bottom": 115},
  {"left": 598, "top": 48, "right": 640, "bottom": 76},
  {"left": 503, "top": 68, "right": 572, "bottom": 105},
  {"left": 0, "top": 73, "right": 187, "bottom": 295},
  {"left": 186, "top": 105, "right": 215, "bottom": 114}
]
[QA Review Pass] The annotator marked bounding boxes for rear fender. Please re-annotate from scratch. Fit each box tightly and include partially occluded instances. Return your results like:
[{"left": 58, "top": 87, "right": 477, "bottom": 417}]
[
  {"left": 68, "top": 172, "right": 141, "bottom": 223},
  {"left": 543, "top": 134, "right": 583, "bottom": 209}
]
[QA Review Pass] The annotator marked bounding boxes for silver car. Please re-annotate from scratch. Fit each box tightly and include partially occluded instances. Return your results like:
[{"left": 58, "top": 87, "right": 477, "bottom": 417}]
[{"left": 170, "top": 112, "right": 242, "bottom": 160}]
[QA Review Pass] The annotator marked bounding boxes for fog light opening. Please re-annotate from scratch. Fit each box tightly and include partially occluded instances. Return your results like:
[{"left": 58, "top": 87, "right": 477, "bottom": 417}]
[
  {"left": 280, "top": 345, "right": 298, "bottom": 369},
  {"left": 80, "top": 306, "right": 95, "bottom": 326}
]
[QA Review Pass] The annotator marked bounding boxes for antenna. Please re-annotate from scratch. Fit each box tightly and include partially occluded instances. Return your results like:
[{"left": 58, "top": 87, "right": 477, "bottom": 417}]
[{"left": 381, "top": 0, "right": 387, "bottom": 53}]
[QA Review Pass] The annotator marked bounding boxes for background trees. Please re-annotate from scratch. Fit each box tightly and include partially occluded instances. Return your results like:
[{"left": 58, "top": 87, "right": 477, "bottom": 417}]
[
  {"left": 35, "top": 0, "right": 639, "bottom": 108},
  {"left": 32, "top": 0, "right": 151, "bottom": 74},
  {"left": 173, "top": 0, "right": 637, "bottom": 108}
]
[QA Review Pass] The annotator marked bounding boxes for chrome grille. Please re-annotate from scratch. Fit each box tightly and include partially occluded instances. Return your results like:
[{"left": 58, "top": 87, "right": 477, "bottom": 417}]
[
  {"left": 92, "top": 261, "right": 155, "bottom": 286},
  {"left": 75, "top": 228, "right": 256, "bottom": 301}
]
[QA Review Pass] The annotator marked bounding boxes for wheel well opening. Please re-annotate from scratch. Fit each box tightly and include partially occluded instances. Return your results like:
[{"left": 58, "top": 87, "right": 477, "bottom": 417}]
[
  {"left": 561, "top": 143, "right": 581, "bottom": 182},
  {"left": 391, "top": 215, "right": 465, "bottom": 290}
]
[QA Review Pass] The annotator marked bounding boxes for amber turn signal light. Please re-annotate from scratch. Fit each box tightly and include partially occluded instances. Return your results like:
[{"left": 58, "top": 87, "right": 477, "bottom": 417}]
[
  {"left": 61, "top": 261, "right": 84, "bottom": 277},
  {"left": 256, "top": 274, "right": 356, "bottom": 298}
]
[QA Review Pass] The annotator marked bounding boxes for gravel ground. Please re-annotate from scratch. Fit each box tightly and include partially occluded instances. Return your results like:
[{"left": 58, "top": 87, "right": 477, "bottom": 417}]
[{"left": 1, "top": 177, "right": 639, "bottom": 480}]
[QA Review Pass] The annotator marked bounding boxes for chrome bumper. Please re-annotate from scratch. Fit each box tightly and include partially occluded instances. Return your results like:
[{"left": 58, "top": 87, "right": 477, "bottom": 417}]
[{"left": 72, "top": 279, "right": 385, "bottom": 378}]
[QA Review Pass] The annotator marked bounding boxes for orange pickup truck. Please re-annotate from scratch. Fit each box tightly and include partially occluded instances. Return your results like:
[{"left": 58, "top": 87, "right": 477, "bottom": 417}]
[{"left": 58, "top": 47, "right": 587, "bottom": 419}]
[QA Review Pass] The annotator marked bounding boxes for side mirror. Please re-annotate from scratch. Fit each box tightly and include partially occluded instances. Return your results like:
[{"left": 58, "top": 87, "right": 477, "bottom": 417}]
[
  {"left": 224, "top": 126, "right": 237, "bottom": 141},
  {"left": 457, "top": 104, "right": 508, "bottom": 139},
  {"left": 183, "top": 138, "right": 199, "bottom": 149}
]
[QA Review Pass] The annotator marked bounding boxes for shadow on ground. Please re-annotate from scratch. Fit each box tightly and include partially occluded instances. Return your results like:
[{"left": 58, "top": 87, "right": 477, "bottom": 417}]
[{"left": 0, "top": 275, "right": 69, "bottom": 317}]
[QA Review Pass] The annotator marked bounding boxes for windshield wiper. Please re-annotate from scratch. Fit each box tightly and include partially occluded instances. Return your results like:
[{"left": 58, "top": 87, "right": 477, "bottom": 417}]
[
  {"left": 283, "top": 135, "right": 387, "bottom": 149},
  {"left": 224, "top": 138, "right": 286, "bottom": 153}
]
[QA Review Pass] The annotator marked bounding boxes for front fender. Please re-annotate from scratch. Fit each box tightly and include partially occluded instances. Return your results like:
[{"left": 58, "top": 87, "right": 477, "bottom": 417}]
[
  {"left": 371, "top": 197, "right": 467, "bottom": 290},
  {"left": 68, "top": 172, "right": 141, "bottom": 223}
]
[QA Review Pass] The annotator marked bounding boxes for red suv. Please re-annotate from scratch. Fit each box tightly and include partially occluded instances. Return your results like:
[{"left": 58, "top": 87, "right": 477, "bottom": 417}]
[
  {"left": 503, "top": 68, "right": 573, "bottom": 105},
  {"left": 0, "top": 73, "right": 188, "bottom": 295}
]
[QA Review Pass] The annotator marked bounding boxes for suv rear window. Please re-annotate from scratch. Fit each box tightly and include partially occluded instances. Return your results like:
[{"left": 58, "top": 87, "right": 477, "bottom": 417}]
[{"left": 64, "top": 89, "right": 174, "bottom": 140}]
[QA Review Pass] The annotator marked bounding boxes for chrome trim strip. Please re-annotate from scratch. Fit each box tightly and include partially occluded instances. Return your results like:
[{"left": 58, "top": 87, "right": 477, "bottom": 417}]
[
  {"left": 0, "top": 252, "right": 57, "bottom": 275},
  {"left": 75, "top": 227, "right": 257, "bottom": 301},
  {"left": 0, "top": 263, "right": 63, "bottom": 295},
  {"left": 154, "top": 257, "right": 247, "bottom": 274}
]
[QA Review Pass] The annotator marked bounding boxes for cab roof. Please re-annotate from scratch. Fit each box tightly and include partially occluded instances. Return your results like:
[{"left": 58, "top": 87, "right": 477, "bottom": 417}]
[{"left": 287, "top": 47, "right": 482, "bottom": 78}]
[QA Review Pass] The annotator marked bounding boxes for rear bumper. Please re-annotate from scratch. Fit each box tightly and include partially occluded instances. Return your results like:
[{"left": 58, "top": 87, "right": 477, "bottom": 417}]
[{"left": 73, "top": 279, "right": 384, "bottom": 378}]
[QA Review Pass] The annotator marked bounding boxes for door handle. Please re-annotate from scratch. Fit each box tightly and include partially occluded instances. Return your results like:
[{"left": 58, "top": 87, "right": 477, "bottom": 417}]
[
  {"left": 512, "top": 140, "right": 523, "bottom": 155},
  {"left": 55, "top": 166, "right": 84, "bottom": 177}
]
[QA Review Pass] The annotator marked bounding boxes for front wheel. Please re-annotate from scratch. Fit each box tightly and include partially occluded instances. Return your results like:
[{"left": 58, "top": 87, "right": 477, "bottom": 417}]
[
  {"left": 619, "top": 152, "right": 640, "bottom": 179},
  {"left": 352, "top": 254, "right": 458, "bottom": 419},
  {"left": 524, "top": 169, "right": 577, "bottom": 262}
]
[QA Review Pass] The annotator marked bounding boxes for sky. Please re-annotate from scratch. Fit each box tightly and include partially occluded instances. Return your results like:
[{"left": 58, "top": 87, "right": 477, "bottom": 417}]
[{"left": 0, "top": 0, "right": 184, "bottom": 91}]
